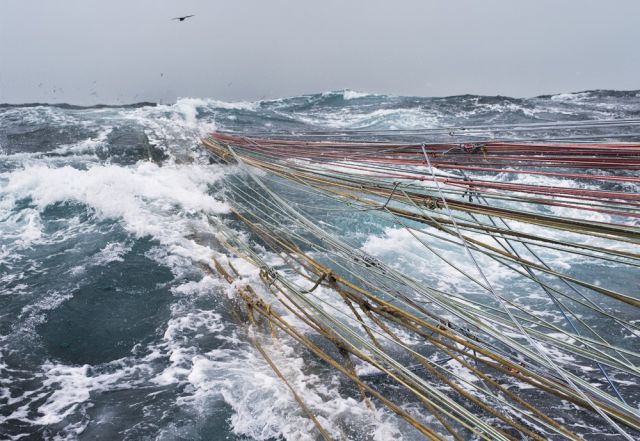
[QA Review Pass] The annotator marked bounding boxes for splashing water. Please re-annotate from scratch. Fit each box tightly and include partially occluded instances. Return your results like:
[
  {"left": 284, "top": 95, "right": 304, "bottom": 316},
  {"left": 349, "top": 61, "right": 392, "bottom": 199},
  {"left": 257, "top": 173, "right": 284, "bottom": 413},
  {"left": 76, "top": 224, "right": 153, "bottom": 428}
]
[{"left": 1, "top": 90, "right": 639, "bottom": 440}]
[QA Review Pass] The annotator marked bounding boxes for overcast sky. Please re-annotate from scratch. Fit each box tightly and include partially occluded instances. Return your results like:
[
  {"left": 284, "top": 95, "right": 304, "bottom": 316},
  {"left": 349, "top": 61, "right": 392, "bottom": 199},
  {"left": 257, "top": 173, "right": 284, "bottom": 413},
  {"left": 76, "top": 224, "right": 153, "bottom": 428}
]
[{"left": 1, "top": 0, "right": 639, "bottom": 105}]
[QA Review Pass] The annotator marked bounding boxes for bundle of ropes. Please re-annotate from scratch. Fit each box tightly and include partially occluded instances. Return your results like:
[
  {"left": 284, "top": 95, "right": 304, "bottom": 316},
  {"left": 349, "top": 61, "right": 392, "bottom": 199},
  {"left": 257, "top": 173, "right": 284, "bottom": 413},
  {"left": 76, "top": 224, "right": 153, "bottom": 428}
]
[{"left": 201, "top": 119, "right": 640, "bottom": 440}]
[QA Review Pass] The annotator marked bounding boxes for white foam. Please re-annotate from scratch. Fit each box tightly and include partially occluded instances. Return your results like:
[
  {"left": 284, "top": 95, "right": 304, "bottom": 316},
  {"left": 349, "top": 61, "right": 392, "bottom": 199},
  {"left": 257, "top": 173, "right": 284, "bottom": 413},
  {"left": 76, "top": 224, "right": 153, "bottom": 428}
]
[
  {"left": 124, "top": 97, "right": 254, "bottom": 136},
  {"left": 361, "top": 225, "right": 513, "bottom": 295},
  {"left": 34, "top": 364, "right": 93, "bottom": 425},
  {"left": 66, "top": 241, "right": 134, "bottom": 277},
  {"left": 1, "top": 161, "right": 228, "bottom": 239},
  {"left": 174, "top": 97, "right": 258, "bottom": 112},
  {"left": 284, "top": 107, "right": 440, "bottom": 130},
  {"left": 136, "top": 250, "right": 413, "bottom": 440},
  {"left": 1, "top": 208, "right": 44, "bottom": 247},
  {"left": 342, "top": 89, "right": 371, "bottom": 100},
  {"left": 4, "top": 359, "right": 142, "bottom": 428},
  {"left": 117, "top": 99, "right": 221, "bottom": 162},
  {"left": 51, "top": 127, "right": 112, "bottom": 156},
  {"left": 550, "top": 92, "right": 591, "bottom": 102},
  {"left": 95, "top": 241, "right": 130, "bottom": 264},
  {"left": 154, "top": 308, "right": 226, "bottom": 386},
  {"left": 184, "top": 341, "right": 407, "bottom": 441}
]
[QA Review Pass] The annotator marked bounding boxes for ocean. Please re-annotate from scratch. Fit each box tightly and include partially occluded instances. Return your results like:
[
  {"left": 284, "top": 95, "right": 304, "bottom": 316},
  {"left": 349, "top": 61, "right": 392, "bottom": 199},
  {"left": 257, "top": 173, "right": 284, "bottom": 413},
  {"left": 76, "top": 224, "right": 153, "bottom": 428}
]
[{"left": 1, "top": 90, "right": 639, "bottom": 440}]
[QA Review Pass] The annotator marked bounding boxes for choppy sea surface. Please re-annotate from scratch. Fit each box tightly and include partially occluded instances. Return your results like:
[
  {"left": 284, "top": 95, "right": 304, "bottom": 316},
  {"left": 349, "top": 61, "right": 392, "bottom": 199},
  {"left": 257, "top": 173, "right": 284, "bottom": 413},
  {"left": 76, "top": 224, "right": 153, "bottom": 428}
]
[{"left": 1, "top": 90, "right": 639, "bottom": 440}]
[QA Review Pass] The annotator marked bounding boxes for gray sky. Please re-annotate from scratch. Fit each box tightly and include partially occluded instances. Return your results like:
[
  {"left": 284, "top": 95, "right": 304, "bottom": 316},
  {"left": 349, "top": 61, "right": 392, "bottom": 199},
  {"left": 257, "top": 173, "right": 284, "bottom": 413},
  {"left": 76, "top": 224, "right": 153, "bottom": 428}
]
[{"left": 1, "top": 0, "right": 639, "bottom": 105}]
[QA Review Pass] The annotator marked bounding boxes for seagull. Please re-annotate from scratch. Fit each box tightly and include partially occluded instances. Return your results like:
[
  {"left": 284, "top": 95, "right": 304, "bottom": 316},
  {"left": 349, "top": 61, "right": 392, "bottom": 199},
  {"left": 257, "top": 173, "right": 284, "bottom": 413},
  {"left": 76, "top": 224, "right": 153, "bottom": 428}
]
[{"left": 172, "top": 15, "right": 194, "bottom": 22}]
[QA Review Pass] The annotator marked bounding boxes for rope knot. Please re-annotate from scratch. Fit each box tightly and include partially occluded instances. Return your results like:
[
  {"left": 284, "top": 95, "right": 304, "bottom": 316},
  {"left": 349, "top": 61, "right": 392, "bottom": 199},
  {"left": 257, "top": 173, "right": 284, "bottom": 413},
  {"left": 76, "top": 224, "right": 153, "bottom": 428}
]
[
  {"left": 461, "top": 143, "right": 485, "bottom": 154},
  {"left": 259, "top": 265, "right": 277, "bottom": 285},
  {"left": 354, "top": 250, "right": 382, "bottom": 269}
]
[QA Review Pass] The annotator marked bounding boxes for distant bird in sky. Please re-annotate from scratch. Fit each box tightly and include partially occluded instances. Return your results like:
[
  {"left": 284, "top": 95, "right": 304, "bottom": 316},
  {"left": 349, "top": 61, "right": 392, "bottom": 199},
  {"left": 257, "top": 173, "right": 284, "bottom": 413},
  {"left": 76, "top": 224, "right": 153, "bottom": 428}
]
[{"left": 172, "top": 15, "right": 194, "bottom": 22}]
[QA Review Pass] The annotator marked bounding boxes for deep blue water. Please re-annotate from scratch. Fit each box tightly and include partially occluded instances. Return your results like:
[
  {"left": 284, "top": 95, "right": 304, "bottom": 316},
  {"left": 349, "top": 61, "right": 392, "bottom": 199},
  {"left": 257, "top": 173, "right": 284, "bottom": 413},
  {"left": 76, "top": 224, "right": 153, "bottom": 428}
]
[{"left": 1, "top": 90, "right": 639, "bottom": 440}]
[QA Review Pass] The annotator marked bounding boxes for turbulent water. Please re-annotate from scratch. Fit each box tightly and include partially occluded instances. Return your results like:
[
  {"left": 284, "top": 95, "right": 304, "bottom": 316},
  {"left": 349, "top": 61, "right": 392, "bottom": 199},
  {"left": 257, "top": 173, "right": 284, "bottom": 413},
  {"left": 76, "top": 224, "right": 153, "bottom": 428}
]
[{"left": 1, "top": 90, "right": 639, "bottom": 440}]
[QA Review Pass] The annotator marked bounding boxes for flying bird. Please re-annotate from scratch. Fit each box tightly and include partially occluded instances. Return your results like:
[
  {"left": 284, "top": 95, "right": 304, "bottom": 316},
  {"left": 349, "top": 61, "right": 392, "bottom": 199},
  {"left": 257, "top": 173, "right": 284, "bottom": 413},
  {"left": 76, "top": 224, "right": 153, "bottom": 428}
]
[{"left": 172, "top": 15, "right": 195, "bottom": 22}]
